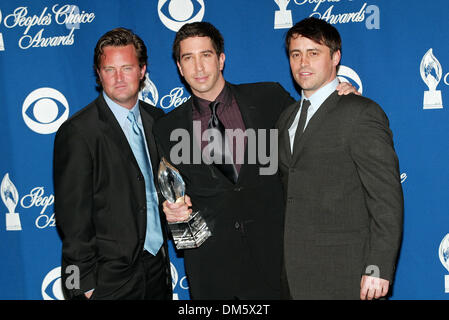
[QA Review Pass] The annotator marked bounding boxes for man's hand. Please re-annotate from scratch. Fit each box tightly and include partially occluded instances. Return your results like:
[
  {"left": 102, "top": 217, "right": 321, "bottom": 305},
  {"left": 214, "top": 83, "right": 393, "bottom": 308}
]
[
  {"left": 360, "top": 275, "right": 390, "bottom": 300},
  {"left": 336, "top": 81, "right": 361, "bottom": 96},
  {"left": 162, "top": 195, "right": 193, "bottom": 223},
  {"left": 84, "top": 290, "right": 94, "bottom": 299}
]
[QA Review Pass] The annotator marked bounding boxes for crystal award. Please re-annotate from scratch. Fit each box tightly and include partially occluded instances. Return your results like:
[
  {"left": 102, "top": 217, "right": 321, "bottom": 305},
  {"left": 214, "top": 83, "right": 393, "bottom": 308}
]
[{"left": 158, "top": 157, "right": 211, "bottom": 249}]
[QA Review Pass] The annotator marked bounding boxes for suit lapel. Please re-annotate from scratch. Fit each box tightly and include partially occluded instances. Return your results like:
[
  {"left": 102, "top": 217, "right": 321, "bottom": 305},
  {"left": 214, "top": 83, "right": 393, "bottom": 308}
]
[
  {"left": 96, "top": 95, "right": 144, "bottom": 237},
  {"left": 96, "top": 95, "right": 141, "bottom": 173},
  {"left": 228, "top": 84, "right": 258, "bottom": 186},
  {"left": 140, "top": 103, "right": 160, "bottom": 176},
  {"left": 281, "top": 101, "right": 301, "bottom": 164},
  {"left": 291, "top": 91, "right": 341, "bottom": 165}
]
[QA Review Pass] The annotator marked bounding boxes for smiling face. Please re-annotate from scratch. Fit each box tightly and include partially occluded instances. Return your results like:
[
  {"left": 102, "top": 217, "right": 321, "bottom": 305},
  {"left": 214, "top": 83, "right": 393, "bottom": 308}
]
[
  {"left": 97, "top": 44, "right": 146, "bottom": 109},
  {"left": 176, "top": 36, "right": 225, "bottom": 101},
  {"left": 288, "top": 34, "right": 340, "bottom": 98}
]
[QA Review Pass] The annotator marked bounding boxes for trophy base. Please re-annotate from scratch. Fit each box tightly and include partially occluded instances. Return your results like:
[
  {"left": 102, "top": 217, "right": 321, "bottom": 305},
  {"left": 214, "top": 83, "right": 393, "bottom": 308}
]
[
  {"left": 168, "top": 211, "right": 211, "bottom": 249},
  {"left": 445, "top": 275, "right": 449, "bottom": 293},
  {"left": 274, "top": 10, "right": 293, "bottom": 29},
  {"left": 423, "top": 90, "right": 443, "bottom": 109},
  {"left": 6, "top": 213, "right": 22, "bottom": 231}
]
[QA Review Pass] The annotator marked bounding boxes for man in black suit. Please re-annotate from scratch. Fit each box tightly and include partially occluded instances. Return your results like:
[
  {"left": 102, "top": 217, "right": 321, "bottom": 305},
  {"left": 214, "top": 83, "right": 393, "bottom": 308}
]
[
  {"left": 154, "top": 22, "right": 355, "bottom": 299},
  {"left": 277, "top": 18, "right": 403, "bottom": 300},
  {"left": 54, "top": 28, "right": 172, "bottom": 300}
]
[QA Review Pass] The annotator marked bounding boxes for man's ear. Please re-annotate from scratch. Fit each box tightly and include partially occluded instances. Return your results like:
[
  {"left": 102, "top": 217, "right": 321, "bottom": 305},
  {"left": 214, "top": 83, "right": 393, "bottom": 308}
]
[
  {"left": 332, "top": 50, "right": 341, "bottom": 67},
  {"left": 140, "top": 64, "right": 147, "bottom": 80},
  {"left": 218, "top": 52, "right": 225, "bottom": 71},
  {"left": 176, "top": 60, "right": 184, "bottom": 77}
]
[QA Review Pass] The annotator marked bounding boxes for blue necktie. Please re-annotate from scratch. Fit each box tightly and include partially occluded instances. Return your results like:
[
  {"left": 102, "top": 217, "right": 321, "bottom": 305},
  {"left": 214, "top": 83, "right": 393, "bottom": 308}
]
[{"left": 127, "top": 109, "right": 163, "bottom": 255}]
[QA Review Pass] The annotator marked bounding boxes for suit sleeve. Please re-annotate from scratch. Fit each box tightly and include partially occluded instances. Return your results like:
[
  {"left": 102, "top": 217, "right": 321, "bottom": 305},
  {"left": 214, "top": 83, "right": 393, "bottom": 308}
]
[
  {"left": 349, "top": 101, "right": 404, "bottom": 283},
  {"left": 274, "top": 82, "right": 296, "bottom": 113},
  {"left": 54, "top": 122, "right": 97, "bottom": 299}
]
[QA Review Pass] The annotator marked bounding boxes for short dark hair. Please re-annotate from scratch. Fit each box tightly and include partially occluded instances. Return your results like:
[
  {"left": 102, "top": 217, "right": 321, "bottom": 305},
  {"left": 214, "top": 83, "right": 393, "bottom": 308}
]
[
  {"left": 94, "top": 27, "right": 148, "bottom": 90},
  {"left": 172, "top": 22, "right": 224, "bottom": 62},
  {"left": 285, "top": 17, "right": 341, "bottom": 57}
]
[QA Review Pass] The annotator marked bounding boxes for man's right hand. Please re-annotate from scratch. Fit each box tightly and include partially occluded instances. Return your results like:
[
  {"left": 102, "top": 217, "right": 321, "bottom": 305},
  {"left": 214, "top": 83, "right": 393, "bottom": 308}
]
[{"left": 162, "top": 195, "right": 193, "bottom": 223}]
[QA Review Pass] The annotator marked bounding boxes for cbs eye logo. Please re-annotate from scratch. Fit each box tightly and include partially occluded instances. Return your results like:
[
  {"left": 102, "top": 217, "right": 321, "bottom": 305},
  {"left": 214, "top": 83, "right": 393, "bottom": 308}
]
[
  {"left": 337, "top": 65, "right": 363, "bottom": 94},
  {"left": 41, "top": 266, "right": 64, "bottom": 300},
  {"left": 158, "top": 0, "right": 205, "bottom": 32},
  {"left": 22, "top": 88, "right": 69, "bottom": 135}
]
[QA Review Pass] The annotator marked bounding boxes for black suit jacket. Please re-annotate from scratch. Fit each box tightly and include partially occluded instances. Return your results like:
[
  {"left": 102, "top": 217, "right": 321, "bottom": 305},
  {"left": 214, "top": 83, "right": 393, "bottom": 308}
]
[
  {"left": 54, "top": 95, "right": 172, "bottom": 300},
  {"left": 277, "top": 91, "right": 403, "bottom": 299},
  {"left": 153, "top": 82, "right": 294, "bottom": 299}
]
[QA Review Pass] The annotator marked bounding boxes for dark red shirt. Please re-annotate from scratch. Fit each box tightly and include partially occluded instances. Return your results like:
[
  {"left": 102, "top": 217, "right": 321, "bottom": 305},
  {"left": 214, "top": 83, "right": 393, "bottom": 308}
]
[{"left": 192, "top": 84, "right": 246, "bottom": 173}]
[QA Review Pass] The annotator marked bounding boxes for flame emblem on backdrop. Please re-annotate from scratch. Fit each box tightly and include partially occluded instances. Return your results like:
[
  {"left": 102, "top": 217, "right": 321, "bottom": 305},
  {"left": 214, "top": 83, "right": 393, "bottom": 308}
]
[
  {"left": 0, "top": 9, "right": 4, "bottom": 51},
  {"left": 439, "top": 234, "right": 449, "bottom": 293},
  {"left": 420, "top": 48, "right": 443, "bottom": 109},
  {"left": 1, "top": 173, "right": 22, "bottom": 231},
  {"left": 139, "top": 73, "right": 159, "bottom": 107}
]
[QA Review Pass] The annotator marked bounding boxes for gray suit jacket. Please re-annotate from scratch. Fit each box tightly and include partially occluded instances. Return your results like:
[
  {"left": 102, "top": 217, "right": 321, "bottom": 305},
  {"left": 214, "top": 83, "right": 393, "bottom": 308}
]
[{"left": 276, "top": 91, "right": 403, "bottom": 299}]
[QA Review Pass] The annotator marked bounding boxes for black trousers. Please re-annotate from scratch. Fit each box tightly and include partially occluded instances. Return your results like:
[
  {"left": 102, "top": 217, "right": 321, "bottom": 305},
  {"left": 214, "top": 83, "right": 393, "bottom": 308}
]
[{"left": 142, "top": 249, "right": 172, "bottom": 300}]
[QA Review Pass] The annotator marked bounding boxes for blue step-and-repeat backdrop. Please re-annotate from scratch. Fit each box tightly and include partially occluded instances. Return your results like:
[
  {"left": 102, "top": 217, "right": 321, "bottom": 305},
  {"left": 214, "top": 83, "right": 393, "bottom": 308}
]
[{"left": 1, "top": 0, "right": 449, "bottom": 300}]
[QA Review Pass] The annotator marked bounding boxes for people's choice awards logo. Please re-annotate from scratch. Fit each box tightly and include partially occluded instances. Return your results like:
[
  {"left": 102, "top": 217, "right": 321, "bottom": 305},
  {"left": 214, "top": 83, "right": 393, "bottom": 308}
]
[
  {"left": 139, "top": 73, "right": 159, "bottom": 107},
  {"left": 22, "top": 88, "right": 69, "bottom": 134},
  {"left": 274, "top": 0, "right": 292, "bottom": 29},
  {"left": 1, "top": 173, "right": 22, "bottom": 231},
  {"left": 2, "top": 5, "right": 95, "bottom": 50},
  {"left": 420, "top": 48, "right": 443, "bottom": 110},
  {"left": 337, "top": 65, "right": 363, "bottom": 94},
  {"left": 42, "top": 267, "right": 64, "bottom": 300},
  {"left": 439, "top": 234, "right": 449, "bottom": 293},
  {"left": 158, "top": 0, "right": 205, "bottom": 32}
]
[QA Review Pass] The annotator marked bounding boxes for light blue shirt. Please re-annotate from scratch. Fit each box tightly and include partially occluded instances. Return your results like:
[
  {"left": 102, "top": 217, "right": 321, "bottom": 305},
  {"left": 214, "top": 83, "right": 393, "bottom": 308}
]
[
  {"left": 288, "top": 78, "right": 339, "bottom": 153},
  {"left": 102, "top": 91, "right": 159, "bottom": 203}
]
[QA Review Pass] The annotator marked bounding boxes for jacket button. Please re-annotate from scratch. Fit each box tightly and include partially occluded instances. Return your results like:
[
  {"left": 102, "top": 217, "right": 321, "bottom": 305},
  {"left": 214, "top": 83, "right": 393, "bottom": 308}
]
[
  {"left": 137, "top": 174, "right": 144, "bottom": 181},
  {"left": 234, "top": 187, "right": 242, "bottom": 192},
  {"left": 234, "top": 222, "right": 240, "bottom": 229}
]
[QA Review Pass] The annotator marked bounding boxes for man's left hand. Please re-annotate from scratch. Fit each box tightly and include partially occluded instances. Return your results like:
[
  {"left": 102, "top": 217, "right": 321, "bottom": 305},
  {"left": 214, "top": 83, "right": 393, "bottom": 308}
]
[{"left": 360, "top": 275, "right": 390, "bottom": 300}]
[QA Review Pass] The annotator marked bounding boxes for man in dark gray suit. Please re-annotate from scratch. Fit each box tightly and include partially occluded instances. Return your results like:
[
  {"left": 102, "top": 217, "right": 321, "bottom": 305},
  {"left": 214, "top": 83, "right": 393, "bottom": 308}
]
[{"left": 277, "top": 18, "right": 403, "bottom": 300}]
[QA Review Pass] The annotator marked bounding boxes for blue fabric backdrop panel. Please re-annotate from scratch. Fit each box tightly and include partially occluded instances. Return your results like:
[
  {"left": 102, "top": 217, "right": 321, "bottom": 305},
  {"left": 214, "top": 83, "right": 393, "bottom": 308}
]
[{"left": 0, "top": 0, "right": 448, "bottom": 299}]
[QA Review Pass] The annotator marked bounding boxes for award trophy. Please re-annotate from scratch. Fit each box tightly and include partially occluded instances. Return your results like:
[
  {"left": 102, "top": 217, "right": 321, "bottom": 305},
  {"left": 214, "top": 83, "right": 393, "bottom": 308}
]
[
  {"left": 1, "top": 173, "right": 22, "bottom": 231},
  {"left": 158, "top": 157, "right": 211, "bottom": 249},
  {"left": 420, "top": 48, "right": 443, "bottom": 109}
]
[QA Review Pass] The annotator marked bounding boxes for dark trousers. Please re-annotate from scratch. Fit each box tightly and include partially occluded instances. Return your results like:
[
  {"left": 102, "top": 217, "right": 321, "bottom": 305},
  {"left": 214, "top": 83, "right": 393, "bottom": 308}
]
[
  {"left": 280, "top": 263, "right": 292, "bottom": 300},
  {"left": 142, "top": 249, "right": 172, "bottom": 300}
]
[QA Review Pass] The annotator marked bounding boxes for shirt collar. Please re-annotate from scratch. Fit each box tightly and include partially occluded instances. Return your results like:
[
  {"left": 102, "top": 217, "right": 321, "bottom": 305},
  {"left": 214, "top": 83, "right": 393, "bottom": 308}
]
[
  {"left": 103, "top": 91, "right": 140, "bottom": 129},
  {"left": 301, "top": 77, "right": 339, "bottom": 110},
  {"left": 192, "top": 82, "right": 231, "bottom": 114}
]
